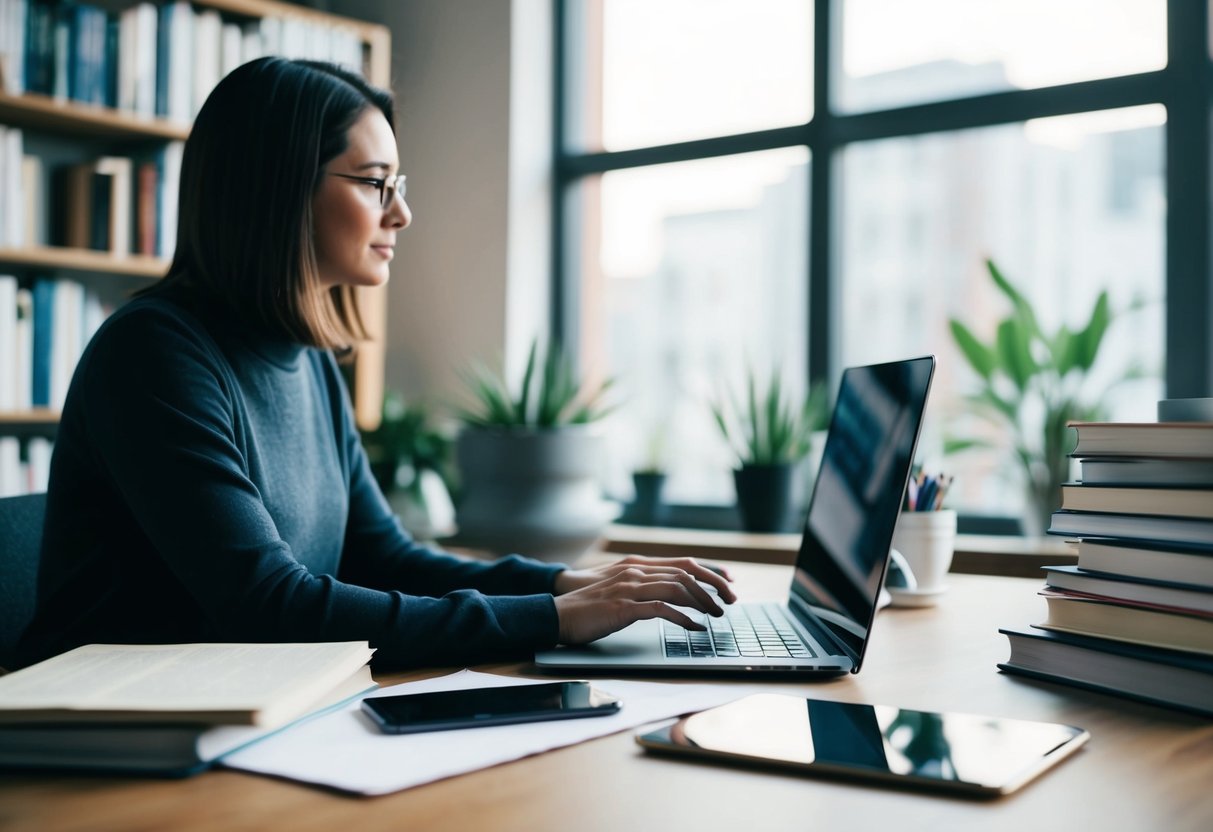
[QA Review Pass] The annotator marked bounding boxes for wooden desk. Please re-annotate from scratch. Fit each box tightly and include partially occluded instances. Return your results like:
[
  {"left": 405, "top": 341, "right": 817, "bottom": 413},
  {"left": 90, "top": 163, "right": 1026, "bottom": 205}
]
[{"left": 2, "top": 565, "right": 1211, "bottom": 831}]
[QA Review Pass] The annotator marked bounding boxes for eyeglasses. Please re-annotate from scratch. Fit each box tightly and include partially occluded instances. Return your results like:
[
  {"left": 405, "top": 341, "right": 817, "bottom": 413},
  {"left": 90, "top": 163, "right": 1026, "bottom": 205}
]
[{"left": 328, "top": 172, "right": 407, "bottom": 209}]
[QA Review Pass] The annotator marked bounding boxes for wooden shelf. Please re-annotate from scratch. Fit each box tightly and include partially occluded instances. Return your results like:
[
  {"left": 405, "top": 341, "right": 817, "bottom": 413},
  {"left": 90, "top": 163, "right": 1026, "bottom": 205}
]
[
  {"left": 0, "top": 409, "right": 60, "bottom": 426},
  {"left": 0, "top": 246, "right": 168, "bottom": 278},
  {"left": 0, "top": 91, "right": 190, "bottom": 141},
  {"left": 202, "top": 0, "right": 390, "bottom": 43},
  {"left": 602, "top": 523, "right": 1077, "bottom": 578}
]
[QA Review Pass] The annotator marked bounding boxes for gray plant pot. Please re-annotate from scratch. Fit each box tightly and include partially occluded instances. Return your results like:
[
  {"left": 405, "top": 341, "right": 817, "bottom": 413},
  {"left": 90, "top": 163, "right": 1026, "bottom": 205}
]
[{"left": 454, "top": 426, "right": 619, "bottom": 562}]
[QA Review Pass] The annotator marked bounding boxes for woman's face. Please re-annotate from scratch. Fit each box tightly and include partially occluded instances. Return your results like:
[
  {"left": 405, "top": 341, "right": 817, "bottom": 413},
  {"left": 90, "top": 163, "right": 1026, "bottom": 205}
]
[{"left": 312, "top": 108, "right": 411, "bottom": 288}]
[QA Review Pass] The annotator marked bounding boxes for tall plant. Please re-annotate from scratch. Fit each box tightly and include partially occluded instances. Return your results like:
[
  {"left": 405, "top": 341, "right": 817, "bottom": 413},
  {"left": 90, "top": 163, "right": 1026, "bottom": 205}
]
[
  {"left": 458, "top": 338, "right": 616, "bottom": 429},
  {"left": 948, "top": 259, "right": 1140, "bottom": 535}
]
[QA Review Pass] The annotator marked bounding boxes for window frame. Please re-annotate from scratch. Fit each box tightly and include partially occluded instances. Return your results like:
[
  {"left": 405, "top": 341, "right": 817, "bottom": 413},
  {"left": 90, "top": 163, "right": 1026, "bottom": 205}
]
[{"left": 552, "top": 0, "right": 1213, "bottom": 525}]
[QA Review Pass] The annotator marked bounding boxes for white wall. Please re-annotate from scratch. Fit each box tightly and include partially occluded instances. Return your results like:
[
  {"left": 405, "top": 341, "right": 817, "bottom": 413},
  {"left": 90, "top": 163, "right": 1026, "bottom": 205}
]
[{"left": 333, "top": 0, "right": 552, "bottom": 408}]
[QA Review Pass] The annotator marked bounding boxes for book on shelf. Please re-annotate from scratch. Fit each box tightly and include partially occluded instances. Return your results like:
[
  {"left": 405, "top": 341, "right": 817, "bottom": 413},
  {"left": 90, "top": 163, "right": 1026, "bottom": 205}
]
[
  {"left": 60, "top": 157, "right": 132, "bottom": 255},
  {"left": 1070, "top": 538, "right": 1213, "bottom": 586},
  {"left": 1069, "top": 421, "right": 1213, "bottom": 458},
  {"left": 13, "top": 285, "right": 31, "bottom": 410},
  {"left": 26, "top": 434, "right": 51, "bottom": 492},
  {"left": 1078, "top": 456, "right": 1213, "bottom": 486},
  {"left": 23, "top": 0, "right": 57, "bottom": 97},
  {"left": 0, "top": 436, "right": 19, "bottom": 497},
  {"left": 21, "top": 153, "right": 44, "bottom": 247},
  {"left": 0, "top": 0, "right": 28, "bottom": 95},
  {"left": 0, "top": 642, "right": 376, "bottom": 775},
  {"left": 1039, "top": 591, "right": 1213, "bottom": 655},
  {"left": 1043, "top": 565, "right": 1213, "bottom": 615},
  {"left": 94, "top": 155, "right": 132, "bottom": 256},
  {"left": 136, "top": 159, "right": 158, "bottom": 256},
  {"left": 1, "top": 126, "right": 22, "bottom": 247},
  {"left": 999, "top": 626, "right": 1213, "bottom": 718},
  {"left": 1059, "top": 483, "right": 1213, "bottom": 520},
  {"left": 1049, "top": 510, "right": 1213, "bottom": 548},
  {"left": 29, "top": 277, "right": 52, "bottom": 407},
  {"left": 0, "top": 274, "right": 15, "bottom": 411}
]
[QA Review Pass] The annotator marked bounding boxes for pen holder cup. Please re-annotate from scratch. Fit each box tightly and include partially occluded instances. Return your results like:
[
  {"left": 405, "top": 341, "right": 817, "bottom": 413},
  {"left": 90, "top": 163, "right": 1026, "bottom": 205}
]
[{"left": 890, "top": 509, "right": 957, "bottom": 592}]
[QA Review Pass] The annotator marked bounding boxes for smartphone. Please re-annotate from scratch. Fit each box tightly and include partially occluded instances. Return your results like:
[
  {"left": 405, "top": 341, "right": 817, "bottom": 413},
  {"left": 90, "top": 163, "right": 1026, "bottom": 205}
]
[
  {"left": 361, "top": 682, "right": 622, "bottom": 734},
  {"left": 636, "top": 693, "right": 1088, "bottom": 797}
]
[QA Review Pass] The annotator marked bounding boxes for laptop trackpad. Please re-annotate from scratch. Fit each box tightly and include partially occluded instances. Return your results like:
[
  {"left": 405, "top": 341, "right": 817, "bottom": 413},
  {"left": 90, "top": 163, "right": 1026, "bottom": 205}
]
[{"left": 584, "top": 619, "right": 662, "bottom": 656}]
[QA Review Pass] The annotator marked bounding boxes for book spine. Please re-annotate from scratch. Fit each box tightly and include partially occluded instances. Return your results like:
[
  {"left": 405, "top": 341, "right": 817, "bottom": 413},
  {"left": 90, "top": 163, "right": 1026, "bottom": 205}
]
[
  {"left": 51, "top": 7, "right": 67, "bottom": 100},
  {"left": 27, "top": 435, "right": 52, "bottom": 493},
  {"left": 14, "top": 287, "right": 32, "bottom": 410},
  {"left": 134, "top": 3, "right": 157, "bottom": 117},
  {"left": 30, "top": 278, "right": 53, "bottom": 408},
  {"left": 89, "top": 170, "right": 111, "bottom": 251},
  {"left": 0, "top": 274, "right": 17, "bottom": 412},
  {"left": 0, "top": 436, "right": 20, "bottom": 497},
  {"left": 4, "top": 127, "right": 21, "bottom": 249},
  {"left": 49, "top": 278, "right": 80, "bottom": 410},
  {"left": 136, "top": 160, "right": 157, "bottom": 256},
  {"left": 24, "top": 0, "right": 55, "bottom": 96}
]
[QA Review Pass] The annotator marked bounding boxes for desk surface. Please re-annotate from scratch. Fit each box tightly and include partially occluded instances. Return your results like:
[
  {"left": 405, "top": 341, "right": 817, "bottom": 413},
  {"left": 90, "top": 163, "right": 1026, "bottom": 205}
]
[{"left": 2, "top": 564, "right": 1211, "bottom": 832}]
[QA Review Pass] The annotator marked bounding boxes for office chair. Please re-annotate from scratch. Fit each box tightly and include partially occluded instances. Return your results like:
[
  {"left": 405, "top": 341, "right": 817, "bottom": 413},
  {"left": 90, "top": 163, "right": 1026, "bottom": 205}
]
[{"left": 0, "top": 492, "right": 46, "bottom": 672}]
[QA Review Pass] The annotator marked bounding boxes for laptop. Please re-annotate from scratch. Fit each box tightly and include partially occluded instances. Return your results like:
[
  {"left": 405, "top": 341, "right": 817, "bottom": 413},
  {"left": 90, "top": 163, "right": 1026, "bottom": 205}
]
[{"left": 534, "top": 355, "right": 935, "bottom": 677}]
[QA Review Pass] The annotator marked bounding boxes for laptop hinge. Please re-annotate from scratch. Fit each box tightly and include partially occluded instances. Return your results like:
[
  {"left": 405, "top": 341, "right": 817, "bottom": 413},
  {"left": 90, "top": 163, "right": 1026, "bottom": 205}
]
[{"left": 788, "top": 594, "right": 860, "bottom": 667}]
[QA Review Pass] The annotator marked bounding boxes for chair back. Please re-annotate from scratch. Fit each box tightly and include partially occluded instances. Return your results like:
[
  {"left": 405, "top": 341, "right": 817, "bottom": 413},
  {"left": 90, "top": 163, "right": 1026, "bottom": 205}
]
[{"left": 0, "top": 492, "right": 47, "bottom": 671}]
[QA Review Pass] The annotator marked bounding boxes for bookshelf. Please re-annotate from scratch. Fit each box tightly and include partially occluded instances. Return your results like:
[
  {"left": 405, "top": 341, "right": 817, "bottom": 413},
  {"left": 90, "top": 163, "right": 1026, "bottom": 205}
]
[{"left": 0, "top": 0, "right": 391, "bottom": 496}]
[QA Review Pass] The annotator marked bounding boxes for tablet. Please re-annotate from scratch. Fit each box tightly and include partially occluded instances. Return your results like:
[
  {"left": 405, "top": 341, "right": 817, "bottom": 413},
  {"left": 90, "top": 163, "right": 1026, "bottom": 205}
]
[{"left": 636, "top": 693, "right": 1088, "bottom": 797}]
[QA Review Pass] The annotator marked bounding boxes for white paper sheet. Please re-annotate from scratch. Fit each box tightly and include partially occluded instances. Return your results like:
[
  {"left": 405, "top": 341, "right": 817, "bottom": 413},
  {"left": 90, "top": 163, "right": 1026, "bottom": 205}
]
[{"left": 219, "top": 670, "right": 757, "bottom": 795}]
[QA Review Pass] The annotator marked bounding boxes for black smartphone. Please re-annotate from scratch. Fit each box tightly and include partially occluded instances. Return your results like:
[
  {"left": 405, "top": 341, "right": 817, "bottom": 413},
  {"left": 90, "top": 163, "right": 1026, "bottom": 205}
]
[{"left": 361, "top": 682, "right": 622, "bottom": 734}]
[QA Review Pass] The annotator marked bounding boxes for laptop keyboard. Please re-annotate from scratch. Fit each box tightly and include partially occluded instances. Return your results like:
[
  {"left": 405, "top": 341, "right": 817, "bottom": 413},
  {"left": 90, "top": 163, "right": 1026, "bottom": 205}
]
[{"left": 661, "top": 603, "right": 817, "bottom": 659}]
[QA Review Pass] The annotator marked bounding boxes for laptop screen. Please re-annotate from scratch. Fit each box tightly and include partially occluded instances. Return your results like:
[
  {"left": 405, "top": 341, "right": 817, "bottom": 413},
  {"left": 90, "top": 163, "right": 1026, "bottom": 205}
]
[{"left": 789, "top": 356, "right": 935, "bottom": 665}]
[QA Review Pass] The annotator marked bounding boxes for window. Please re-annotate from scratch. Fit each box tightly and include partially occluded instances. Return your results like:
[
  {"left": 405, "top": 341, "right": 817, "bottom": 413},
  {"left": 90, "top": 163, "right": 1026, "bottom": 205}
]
[{"left": 556, "top": 0, "right": 1210, "bottom": 527}]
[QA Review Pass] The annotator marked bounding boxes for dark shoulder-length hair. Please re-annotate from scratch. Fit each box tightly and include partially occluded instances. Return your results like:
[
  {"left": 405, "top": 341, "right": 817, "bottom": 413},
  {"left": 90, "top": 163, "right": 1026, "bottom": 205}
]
[{"left": 151, "top": 57, "right": 394, "bottom": 350}]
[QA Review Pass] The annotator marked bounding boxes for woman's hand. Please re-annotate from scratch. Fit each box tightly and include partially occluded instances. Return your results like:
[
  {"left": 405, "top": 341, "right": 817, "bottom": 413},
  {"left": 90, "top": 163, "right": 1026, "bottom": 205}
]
[{"left": 552, "top": 556, "right": 736, "bottom": 645}]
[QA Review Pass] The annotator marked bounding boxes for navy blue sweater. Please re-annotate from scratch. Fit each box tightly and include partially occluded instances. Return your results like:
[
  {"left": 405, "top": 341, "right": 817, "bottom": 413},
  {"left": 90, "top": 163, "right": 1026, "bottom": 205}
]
[{"left": 17, "top": 289, "right": 563, "bottom": 669}]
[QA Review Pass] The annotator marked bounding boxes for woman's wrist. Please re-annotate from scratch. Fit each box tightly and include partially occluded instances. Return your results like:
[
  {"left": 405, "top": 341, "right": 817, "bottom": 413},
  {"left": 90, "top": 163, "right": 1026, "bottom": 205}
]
[{"left": 552, "top": 567, "right": 572, "bottom": 595}]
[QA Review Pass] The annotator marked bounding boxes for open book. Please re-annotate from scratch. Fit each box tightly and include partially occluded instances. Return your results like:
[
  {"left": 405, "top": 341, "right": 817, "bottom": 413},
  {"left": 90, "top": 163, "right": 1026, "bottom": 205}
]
[{"left": 0, "top": 642, "right": 376, "bottom": 775}]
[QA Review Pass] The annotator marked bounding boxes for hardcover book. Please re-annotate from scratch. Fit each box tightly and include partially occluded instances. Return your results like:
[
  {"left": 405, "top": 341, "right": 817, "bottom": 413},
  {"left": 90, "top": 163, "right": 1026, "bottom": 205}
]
[
  {"left": 1039, "top": 592, "right": 1213, "bottom": 655},
  {"left": 1070, "top": 538, "right": 1213, "bottom": 586},
  {"left": 1069, "top": 421, "right": 1213, "bottom": 458},
  {"left": 999, "top": 626, "right": 1213, "bottom": 718},
  {"left": 1078, "top": 457, "right": 1213, "bottom": 487},
  {"left": 1059, "top": 484, "right": 1213, "bottom": 520},
  {"left": 1049, "top": 510, "right": 1213, "bottom": 548}
]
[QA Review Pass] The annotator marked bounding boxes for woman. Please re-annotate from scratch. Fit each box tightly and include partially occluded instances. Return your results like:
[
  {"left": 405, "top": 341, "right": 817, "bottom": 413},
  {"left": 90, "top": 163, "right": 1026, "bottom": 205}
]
[{"left": 17, "top": 58, "right": 734, "bottom": 669}]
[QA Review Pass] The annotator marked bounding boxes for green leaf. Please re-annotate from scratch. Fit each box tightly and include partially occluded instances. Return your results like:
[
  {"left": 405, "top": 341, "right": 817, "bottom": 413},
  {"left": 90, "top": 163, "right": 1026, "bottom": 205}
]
[
  {"left": 987, "top": 259, "right": 1041, "bottom": 338},
  {"left": 1074, "top": 291, "right": 1111, "bottom": 371},
  {"left": 949, "top": 319, "right": 998, "bottom": 380},
  {"left": 517, "top": 339, "right": 538, "bottom": 425},
  {"left": 995, "top": 317, "right": 1036, "bottom": 393},
  {"left": 943, "top": 437, "right": 993, "bottom": 455},
  {"left": 1050, "top": 326, "right": 1080, "bottom": 377}
]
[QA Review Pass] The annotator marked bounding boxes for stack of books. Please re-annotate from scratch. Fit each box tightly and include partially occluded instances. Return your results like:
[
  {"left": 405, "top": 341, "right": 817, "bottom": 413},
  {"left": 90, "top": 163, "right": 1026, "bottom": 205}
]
[
  {"left": 0, "top": 641, "right": 376, "bottom": 775},
  {"left": 999, "top": 420, "right": 1213, "bottom": 717}
]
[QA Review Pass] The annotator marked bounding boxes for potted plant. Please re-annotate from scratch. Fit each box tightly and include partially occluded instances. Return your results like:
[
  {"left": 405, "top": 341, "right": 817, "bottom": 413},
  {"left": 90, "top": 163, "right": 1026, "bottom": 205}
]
[
  {"left": 948, "top": 259, "right": 1145, "bottom": 537},
  {"left": 628, "top": 427, "right": 669, "bottom": 526},
  {"left": 711, "top": 371, "right": 830, "bottom": 533},
  {"left": 362, "top": 391, "right": 456, "bottom": 541},
  {"left": 454, "top": 339, "right": 619, "bottom": 561}
]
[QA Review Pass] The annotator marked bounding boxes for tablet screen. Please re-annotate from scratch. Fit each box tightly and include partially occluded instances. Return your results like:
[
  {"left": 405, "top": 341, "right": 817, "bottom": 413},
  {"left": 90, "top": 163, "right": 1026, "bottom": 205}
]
[{"left": 637, "top": 693, "right": 1087, "bottom": 796}]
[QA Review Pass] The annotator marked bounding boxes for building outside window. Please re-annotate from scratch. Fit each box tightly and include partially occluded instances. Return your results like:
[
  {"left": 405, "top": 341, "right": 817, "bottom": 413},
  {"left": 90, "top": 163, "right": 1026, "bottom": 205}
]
[{"left": 556, "top": 0, "right": 1206, "bottom": 529}]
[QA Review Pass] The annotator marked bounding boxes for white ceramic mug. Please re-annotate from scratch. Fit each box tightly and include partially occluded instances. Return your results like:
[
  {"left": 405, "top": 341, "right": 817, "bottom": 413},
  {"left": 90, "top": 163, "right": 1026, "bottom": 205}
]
[{"left": 891, "top": 509, "right": 957, "bottom": 592}]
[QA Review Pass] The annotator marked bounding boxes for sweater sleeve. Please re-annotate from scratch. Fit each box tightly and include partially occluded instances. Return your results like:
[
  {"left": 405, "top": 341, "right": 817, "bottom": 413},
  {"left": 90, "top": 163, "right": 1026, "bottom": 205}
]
[{"left": 84, "top": 309, "right": 559, "bottom": 668}]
